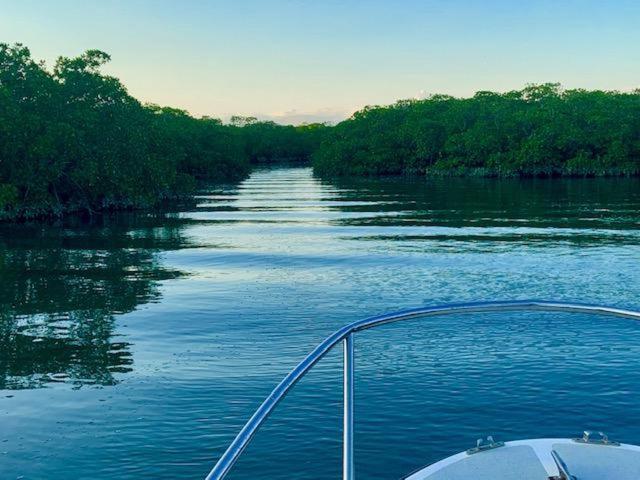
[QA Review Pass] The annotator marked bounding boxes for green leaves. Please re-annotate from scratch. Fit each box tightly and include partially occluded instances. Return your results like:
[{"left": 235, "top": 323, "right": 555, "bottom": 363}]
[
  {"left": 313, "top": 85, "right": 640, "bottom": 178},
  {"left": 0, "top": 184, "right": 17, "bottom": 211},
  {"left": 0, "top": 44, "right": 252, "bottom": 220}
]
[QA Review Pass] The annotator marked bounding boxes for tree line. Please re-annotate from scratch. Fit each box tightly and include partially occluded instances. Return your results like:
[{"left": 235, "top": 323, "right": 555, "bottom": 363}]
[
  {"left": 312, "top": 84, "right": 640, "bottom": 178},
  {"left": 0, "top": 44, "right": 327, "bottom": 220},
  {"left": 3, "top": 43, "right": 640, "bottom": 220}
]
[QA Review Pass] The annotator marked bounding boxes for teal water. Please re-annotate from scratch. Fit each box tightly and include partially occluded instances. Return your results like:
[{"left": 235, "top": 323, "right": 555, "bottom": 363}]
[{"left": 2, "top": 167, "right": 640, "bottom": 479}]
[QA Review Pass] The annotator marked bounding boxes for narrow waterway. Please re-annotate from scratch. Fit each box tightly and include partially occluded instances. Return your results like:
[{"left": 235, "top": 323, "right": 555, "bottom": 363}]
[{"left": 2, "top": 167, "right": 640, "bottom": 479}]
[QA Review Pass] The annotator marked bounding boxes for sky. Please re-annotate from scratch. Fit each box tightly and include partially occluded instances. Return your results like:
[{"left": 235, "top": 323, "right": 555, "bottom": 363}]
[{"left": 1, "top": 0, "right": 639, "bottom": 124}]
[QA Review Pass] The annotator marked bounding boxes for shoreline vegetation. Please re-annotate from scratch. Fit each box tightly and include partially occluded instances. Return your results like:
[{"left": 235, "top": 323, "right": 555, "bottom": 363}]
[
  {"left": 0, "top": 44, "right": 327, "bottom": 221},
  {"left": 1, "top": 43, "right": 639, "bottom": 221},
  {"left": 312, "top": 85, "right": 640, "bottom": 178}
]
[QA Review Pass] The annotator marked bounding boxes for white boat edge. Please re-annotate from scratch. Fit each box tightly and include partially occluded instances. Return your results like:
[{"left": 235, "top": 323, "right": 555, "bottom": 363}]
[{"left": 405, "top": 437, "right": 640, "bottom": 479}]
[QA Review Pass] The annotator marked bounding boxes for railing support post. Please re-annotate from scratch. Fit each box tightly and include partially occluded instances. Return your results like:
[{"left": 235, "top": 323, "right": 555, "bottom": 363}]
[{"left": 343, "top": 333, "right": 355, "bottom": 480}]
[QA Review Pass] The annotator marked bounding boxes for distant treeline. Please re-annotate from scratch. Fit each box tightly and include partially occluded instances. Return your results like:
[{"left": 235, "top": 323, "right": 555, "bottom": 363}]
[
  {"left": 3, "top": 43, "right": 640, "bottom": 221},
  {"left": 0, "top": 44, "right": 327, "bottom": 220},
  {"left": 313, "top": 84, "right": 640, "bottom": 178}
]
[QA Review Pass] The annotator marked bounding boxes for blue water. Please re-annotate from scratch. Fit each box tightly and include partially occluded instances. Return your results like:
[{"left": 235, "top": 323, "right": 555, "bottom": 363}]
[{"left": 2, "top": 167, "right": 640, "bottom": 479}]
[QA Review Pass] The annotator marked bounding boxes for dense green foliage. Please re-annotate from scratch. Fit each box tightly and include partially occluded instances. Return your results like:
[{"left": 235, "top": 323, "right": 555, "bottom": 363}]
[
  {"left": 3, "top": 42, "right": 639, "bottom": 220},
  {"left": 230, "top": 116, "right": 329, "bottom": 165},
  {"left": 313, "top": 84, "right": 640, "bottom": 178},
  {"left": 0, "top": 44, "right": 324, "bottom": 220}
]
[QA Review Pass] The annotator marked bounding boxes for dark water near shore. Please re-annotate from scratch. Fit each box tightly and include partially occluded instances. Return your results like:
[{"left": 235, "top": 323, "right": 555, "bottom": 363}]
[{"left": 2, "top": 167, "right": 640, "bottom": 479}]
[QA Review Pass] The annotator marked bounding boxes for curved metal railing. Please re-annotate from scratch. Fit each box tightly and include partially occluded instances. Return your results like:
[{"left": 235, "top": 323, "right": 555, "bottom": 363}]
[{"left": 205, "top": 300, "right": 640, "bottom": 480}]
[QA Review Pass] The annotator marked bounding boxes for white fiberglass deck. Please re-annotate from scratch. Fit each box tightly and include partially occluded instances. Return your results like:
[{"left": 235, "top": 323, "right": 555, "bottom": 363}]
[{"left": 406, "top": 437, "right": 640, "bottom": 480}]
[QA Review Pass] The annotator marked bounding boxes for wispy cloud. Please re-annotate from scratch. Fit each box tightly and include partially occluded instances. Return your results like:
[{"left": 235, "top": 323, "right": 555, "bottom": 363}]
[
  {"left": 415, "top": 89, "right": 428, "bottom": 100},
  {"left": 259, "top": 108, "right": 352, "bottom": 125}
]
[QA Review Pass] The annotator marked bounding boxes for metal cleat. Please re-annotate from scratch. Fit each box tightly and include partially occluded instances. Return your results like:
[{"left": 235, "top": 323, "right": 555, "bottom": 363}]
[
  {"left": 466, "top": 435, "right": 505, "bottom": 455},
  {"left": 573, "top": 430, "right": 620, "bottom": 446}
]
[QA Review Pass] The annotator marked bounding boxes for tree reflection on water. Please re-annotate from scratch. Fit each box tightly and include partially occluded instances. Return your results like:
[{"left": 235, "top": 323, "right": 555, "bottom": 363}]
[{"left": 0, "top": 213, "right": 189, "bottom": 389}]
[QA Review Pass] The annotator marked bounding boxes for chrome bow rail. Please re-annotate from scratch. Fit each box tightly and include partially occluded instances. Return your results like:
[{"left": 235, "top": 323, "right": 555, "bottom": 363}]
[{"left": 205, "top": 300, "right": 640, "bottom": 480}]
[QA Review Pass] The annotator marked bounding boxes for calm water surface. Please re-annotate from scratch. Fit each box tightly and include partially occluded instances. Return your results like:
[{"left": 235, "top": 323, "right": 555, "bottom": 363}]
[{"left": 2, "top": 167, "right": 640, "bottom": 479}]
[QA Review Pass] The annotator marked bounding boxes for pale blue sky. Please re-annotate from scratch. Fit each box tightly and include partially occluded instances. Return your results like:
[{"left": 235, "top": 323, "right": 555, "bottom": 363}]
[{"left": 2, "top": 0, "right": 639, "bottom": 123}]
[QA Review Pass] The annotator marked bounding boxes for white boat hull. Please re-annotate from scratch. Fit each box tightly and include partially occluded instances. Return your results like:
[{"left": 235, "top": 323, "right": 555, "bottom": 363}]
[{"left": 405, "top": 437, "right": 640, "bottom": 479}]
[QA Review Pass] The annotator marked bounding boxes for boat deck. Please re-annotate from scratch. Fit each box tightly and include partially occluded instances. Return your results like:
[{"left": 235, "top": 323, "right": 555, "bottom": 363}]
[{"left": 406, "top": 437, "right": 640, "bottom": 479}]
